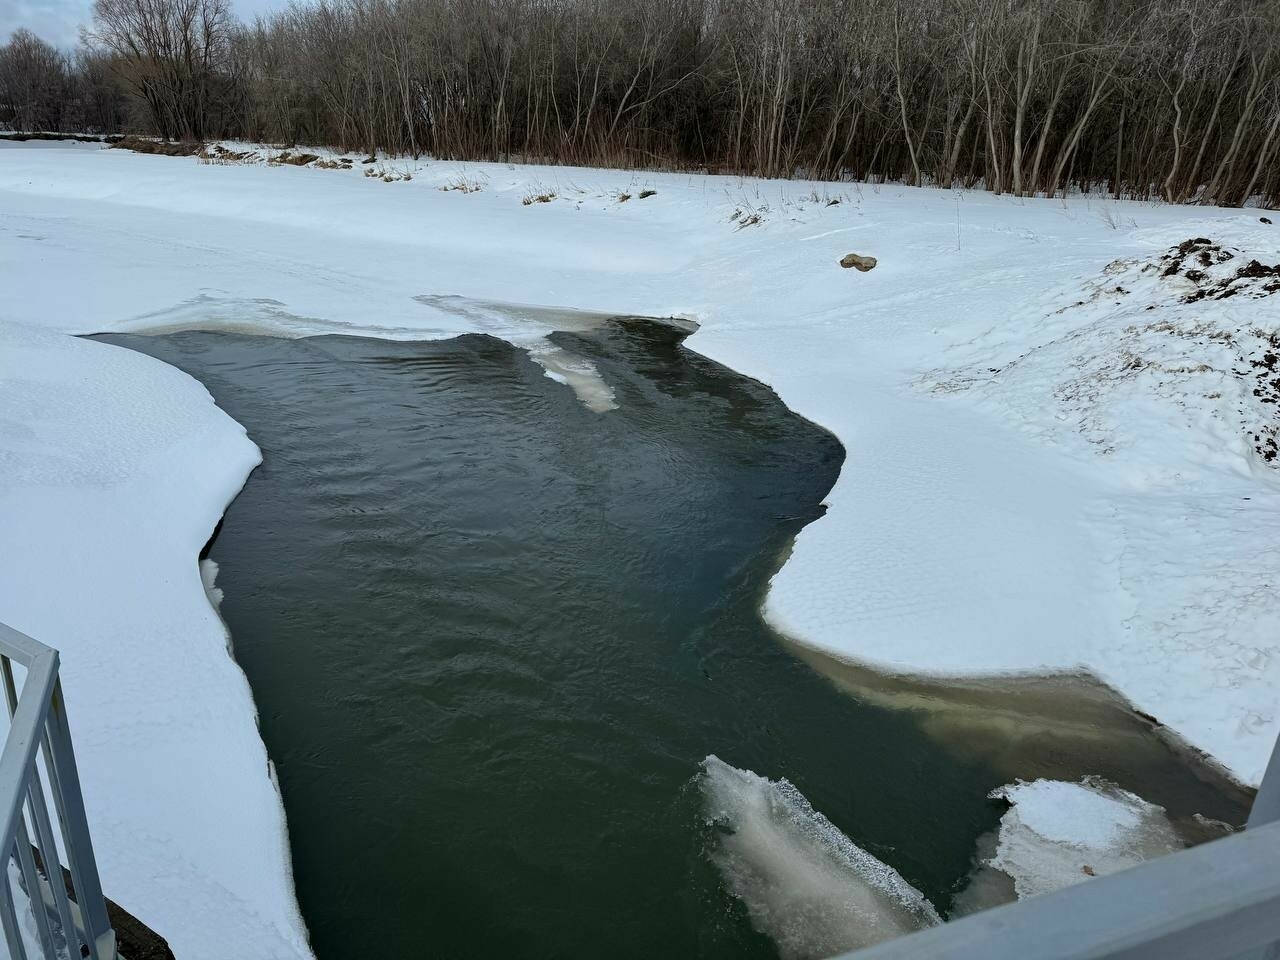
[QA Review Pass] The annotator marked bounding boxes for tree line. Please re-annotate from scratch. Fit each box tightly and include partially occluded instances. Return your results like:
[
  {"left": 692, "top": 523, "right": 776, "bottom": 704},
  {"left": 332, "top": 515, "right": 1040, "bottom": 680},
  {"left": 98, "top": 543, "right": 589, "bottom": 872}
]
[{"left": 3, "top": 0, "right": 1279, "bottom": 205}]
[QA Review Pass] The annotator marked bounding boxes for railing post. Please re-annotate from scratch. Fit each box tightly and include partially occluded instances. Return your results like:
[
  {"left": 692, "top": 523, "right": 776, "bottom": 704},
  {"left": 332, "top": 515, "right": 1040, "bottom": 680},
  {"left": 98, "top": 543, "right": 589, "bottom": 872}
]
[
  {"left": 1247, "top": 731, "right": 1280, "bottom": 829},
  {"left": 42, "top": 679, "right": 115, "bottom": 960},
  {"left": 0, "top": 874, "right": 29, "bottom": 960},
  {"left": 0, "top": 658, "right": 57, "bottom": 959},
  {"left": 1237, "top": 732, "right": 1280, "bottom": 960}
]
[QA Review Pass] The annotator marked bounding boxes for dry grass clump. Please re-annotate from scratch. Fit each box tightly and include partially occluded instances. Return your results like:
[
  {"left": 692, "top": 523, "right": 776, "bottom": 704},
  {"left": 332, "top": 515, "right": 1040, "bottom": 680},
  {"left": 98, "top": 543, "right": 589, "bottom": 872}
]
[
  {"left": 268, "top": 151, "right": 320, "bottom": 166},
  {"left": 521, "top": 190, "right": 556, "bottom": 205},
  {"left": 440, "top": 173, "right": 485, "bottom": 193},
  {"left": 729, "top": 204, "right": 765, "bottom": 228},
  {"left": 195, "top": 144, "right": 354, "bottom": 170},
  {"left": 363, "top": 164, "right": 412, "bottom": 182},
  {"left": 198, "top": 143, "right": 259, "bottom": 164}
]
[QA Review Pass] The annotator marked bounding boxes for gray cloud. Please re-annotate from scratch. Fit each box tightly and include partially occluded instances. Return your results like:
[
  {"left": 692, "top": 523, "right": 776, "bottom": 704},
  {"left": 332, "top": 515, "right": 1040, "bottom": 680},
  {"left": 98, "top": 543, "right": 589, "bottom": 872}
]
[
  {"left": 0, "top": 0, "right": 87, "bottom": 48},
  {"left": 1, "top": 0, "right": 291, "bottom": 50}
]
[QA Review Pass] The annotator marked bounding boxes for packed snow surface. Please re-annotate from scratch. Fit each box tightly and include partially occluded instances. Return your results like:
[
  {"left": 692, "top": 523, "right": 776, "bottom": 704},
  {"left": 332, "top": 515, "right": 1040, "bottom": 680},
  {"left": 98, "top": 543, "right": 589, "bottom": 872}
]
[
  {"left": 2, "top": 140, "right": 1279, "bottom": 951},
  {"left": 699, "top": 756, "right": 939, "bottom": 958},
  {"left": 983, "top": 778, "right": 1181, "bottom": 899}
]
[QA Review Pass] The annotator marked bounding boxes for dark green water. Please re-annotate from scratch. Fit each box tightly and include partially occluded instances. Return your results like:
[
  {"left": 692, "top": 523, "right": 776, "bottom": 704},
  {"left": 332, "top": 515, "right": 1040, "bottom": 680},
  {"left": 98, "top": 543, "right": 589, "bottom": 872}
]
[{"left": 96, "top": 324, "right": 1248, "bottom": 959}]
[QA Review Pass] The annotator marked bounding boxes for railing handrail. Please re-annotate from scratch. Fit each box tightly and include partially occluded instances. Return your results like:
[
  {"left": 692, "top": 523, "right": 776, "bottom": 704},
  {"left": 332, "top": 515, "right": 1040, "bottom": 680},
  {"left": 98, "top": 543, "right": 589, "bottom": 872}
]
[
  {"left": 0, "top": 625, "right": 53, "bottom": 671},
  {"left": 841, "top": 728, "right": 1280, "bottom": 960},
  {"left": 841, "top": 818, "right": 1280, "bottom": 960},
  {"left": 0, "top": 622, "right": 116, "bottom": 960}
]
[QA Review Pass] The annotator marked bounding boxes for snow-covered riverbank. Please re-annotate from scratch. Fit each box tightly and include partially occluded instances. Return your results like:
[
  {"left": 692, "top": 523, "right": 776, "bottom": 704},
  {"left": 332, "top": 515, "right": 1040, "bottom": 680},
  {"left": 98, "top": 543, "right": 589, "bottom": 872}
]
[
  {"left": 2, "top": 139, "right": 1277, "bottom": 952},
  {"left": 0, "top": 322, "right": 309, "bottom": 957}
]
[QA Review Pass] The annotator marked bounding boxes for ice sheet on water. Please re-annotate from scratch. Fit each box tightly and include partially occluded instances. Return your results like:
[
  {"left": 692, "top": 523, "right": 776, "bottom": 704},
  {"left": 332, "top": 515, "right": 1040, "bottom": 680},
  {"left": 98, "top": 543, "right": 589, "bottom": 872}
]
[
  {"left": 117, "top": 293, "right": 327, "bottom": 338},
  {"left": 699, "top": 755, "right": 939, "bottom": 959},
  {"left": 978, "top": 777, "right": 1182, "bottom": 901},
  {"left": 416, "top": 294, "right": 687, "bottom": 413},
  {"left": 200, "top": 558, "right": 224, "bottom": 611},
  {"left": 412, "top": 293, "right": 623, "bottom": 336},
  {"left": 118, "top": 288, "right": 629, "bottom": 413},
  {"left": 520, "top": 339, "right": 618, "bottom": 412}
]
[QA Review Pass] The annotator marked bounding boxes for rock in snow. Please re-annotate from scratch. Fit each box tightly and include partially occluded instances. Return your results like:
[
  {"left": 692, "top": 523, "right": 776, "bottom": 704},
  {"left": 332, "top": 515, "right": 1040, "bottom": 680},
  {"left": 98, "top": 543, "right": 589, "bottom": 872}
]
[{"left": 839, "top": 252, "right": 878, "bottom": 271}]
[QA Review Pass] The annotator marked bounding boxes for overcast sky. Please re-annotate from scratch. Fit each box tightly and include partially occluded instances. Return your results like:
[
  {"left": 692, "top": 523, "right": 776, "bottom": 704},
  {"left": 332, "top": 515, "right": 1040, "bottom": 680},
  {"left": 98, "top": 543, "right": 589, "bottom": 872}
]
[{"left": 1, "top": 0, "right": 286, "bottom": 49}]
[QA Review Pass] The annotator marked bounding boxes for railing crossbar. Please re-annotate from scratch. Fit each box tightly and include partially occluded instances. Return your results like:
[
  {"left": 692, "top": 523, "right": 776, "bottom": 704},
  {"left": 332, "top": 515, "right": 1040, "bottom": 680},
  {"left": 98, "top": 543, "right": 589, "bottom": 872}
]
[
  {"left": 0, "top": 649, "right": 58, "bottom": 869},
  {"left": 0, "top": 864, "right": 28, "bottom": 960},
  {"left": 13, "top": 828, "right": 56, "bottom": 959}
]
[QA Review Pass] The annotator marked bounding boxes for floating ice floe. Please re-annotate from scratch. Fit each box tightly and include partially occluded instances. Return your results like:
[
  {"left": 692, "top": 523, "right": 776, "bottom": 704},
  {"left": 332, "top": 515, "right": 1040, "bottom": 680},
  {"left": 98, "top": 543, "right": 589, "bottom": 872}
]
[
  {"left": 699, "top": 755, "right": 939, "bottom": 959},
  {"left": 977, "top": 777, "right": 1182, "bottom": 900}
]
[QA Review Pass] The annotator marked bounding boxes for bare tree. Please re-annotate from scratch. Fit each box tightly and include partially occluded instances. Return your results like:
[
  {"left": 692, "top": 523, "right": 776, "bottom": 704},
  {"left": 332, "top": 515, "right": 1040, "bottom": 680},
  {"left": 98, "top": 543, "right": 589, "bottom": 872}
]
[
  {"left": 85, "top": 0, "right": 235, "bottom": 139},
  {"left": 0, "top": 30, "right": 69, "bottom": 131},
  {"left": 10, "top": 0, "right": 1278, "bottom": 207}
]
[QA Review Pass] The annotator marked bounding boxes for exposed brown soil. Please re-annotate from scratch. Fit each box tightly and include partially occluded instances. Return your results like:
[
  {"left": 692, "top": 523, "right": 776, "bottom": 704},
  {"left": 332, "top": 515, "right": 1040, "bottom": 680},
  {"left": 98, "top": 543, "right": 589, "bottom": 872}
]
[
  {"left": 110, "top": 136, "right": 203, "bottom": 157},
  {"left": 198, "top": 143, "right": 258, "bottom": 163},
  {"left": 1157, "top": 238, "right": 1280, "bottom": 303},
  {"left": 269, "top": 151, "right": 320, "bottom": 166},
  {"left": 1245, "top": 331, "right": 1280, "bottom": 461}
]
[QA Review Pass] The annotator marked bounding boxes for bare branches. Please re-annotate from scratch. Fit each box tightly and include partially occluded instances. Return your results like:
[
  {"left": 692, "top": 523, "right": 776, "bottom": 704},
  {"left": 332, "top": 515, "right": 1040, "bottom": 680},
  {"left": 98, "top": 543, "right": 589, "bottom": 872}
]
[
  {"left": 0, "top": 30, "right": 72, "bottom": 131},
  {"left": 7, "top": 0, "right": 1280, "bottom": 206},
  {"left": 83, "top": 0, "right": 234, "bottom": 139}
]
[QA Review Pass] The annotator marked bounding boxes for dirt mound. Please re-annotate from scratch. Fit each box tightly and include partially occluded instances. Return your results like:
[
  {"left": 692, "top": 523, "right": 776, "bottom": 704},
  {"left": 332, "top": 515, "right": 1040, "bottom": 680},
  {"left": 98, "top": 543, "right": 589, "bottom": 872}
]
[
  {"left": 1159, "top": 238, "right": 1280, "bottom": 303},
  {"left": 268, "top": 151, "right": 320, "bottom": 166},
  {"left": 111, "top": 136, "right": 202, "bottom": 157}
]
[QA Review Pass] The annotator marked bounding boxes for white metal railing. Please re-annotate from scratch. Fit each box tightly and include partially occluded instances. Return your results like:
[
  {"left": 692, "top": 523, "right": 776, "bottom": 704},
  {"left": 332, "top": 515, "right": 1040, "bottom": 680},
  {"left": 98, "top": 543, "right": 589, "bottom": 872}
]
[
  {"left": 840, "top": 731, "right": 1280, "bottom": 960},
  {"left": 0, "top": 622, "right": 115, "bottom": 960}
]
